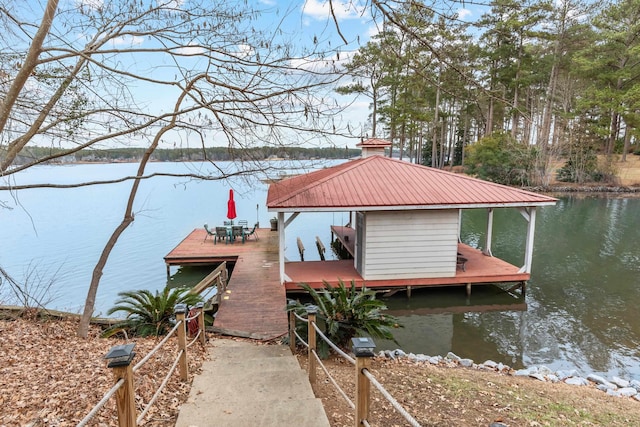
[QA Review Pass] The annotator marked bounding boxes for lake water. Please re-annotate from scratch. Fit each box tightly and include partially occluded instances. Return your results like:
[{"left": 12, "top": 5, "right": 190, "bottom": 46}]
[{"left": 2, "top": 162, "right": 639, "bottom": 379}]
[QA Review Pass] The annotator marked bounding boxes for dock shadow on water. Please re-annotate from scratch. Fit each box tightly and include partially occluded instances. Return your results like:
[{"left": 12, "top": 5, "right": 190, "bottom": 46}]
[{"left": 375, "top": 285, "right": 527, "bottom": 370}]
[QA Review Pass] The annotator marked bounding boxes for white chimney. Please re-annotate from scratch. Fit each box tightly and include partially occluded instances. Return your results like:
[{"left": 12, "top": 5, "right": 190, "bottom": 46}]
[{"left": 356, "top": 138, "right": 392, "bottom": 158}]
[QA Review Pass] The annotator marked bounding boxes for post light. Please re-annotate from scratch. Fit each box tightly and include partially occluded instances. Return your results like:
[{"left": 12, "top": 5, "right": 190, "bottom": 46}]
[
  {"left": 195, "top": 302, "right": 204, "bottom": 309},
  {"left": 104, "top": 343, "right": 136, "bottom": 368},
  {"left": 305, "top": 305, "right": 318, "bottom": 315},
  {"left": 351, "top": 337, "right": 376, "bottom": 357},
  {"left": 174, "top": 303, "right": 187, "bottom": 315}
]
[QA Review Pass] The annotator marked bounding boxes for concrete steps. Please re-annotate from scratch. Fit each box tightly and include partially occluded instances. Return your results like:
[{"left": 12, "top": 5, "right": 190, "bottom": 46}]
[{"left": 176, "top": 339, "right": 330, "bottom": 427}]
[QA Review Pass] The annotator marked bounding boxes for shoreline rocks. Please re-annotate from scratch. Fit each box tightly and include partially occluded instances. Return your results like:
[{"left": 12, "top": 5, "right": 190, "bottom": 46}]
[{"left": 378, "top": 349, "right": 640, "bottom": 401}]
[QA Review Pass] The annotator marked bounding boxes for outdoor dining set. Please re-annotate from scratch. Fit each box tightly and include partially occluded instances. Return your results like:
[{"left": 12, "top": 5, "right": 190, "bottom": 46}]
[
  {"left": 204, "top": 220, "right": 258, "bottom": 244},
  {"left": 203, "top": 188, "right": 259, "bottom": 244}
]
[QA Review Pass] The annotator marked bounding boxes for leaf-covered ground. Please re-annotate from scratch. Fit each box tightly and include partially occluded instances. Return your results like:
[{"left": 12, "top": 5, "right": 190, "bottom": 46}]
[
  {"left": 0, "top": 317, "right": 205, "bottom": 426},
  {"left": 3, "top": 317, "right": 640, "bottom": 427},
  {"left": 296, "top": 354, "right": 640, "bottom": 426}
]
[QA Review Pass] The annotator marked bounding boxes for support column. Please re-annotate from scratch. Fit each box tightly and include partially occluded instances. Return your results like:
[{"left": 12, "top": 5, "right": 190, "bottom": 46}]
[
  {"left": 483, "top": 208, "right": 494, "bottom": 256},
  {"left": 278, "top": 211, "right": 285, "bottom": 285},
  {"left": 523, "top": 207, "right": 536, "bottom": 274}
]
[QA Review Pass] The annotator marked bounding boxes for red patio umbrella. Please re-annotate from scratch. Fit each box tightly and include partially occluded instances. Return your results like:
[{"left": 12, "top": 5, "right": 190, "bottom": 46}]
[{"left": 227, "top": 189, "right": 237, "bottom": 223}]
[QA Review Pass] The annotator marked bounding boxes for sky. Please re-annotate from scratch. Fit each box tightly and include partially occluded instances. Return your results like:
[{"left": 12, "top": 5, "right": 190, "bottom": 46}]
[{"left": 14, "top": 0, "right": 484, "bottom": 150}]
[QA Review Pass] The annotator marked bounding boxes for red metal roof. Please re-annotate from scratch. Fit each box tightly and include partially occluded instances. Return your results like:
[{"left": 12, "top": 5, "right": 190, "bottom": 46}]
[{"left": 266, "top": 156, "right": 557, "bottom": 211}]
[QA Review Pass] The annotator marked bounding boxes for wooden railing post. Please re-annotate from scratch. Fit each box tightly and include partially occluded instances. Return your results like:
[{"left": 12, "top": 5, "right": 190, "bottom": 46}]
[
  {"left": 288, "top": 300, "right": 297, "bottom": 353},
  {"left": 306, "top": 305, "right": 318, "bottom": 384},
  {"left": 352, "top": 337, "right": 376, "bottom": 427},
  {"left": 174, "top": 304, "right": 189, "bottom": 381},
  {"left": 196, "top": 302, "right": 206, "bottom": 345},
  {"left": 104, "top": 344, "right": 137, "bottom": 427}
]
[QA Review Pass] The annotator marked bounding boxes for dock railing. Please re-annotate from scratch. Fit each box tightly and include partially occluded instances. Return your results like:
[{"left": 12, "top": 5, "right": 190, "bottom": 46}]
[
  {"left": 77, "top": 303, "right": 207, "bottom": 427},
  {"left": 288, "top": 305, "right": 422, "bottom": 427},
  {"left": 190, "top": 261, "right": 228, "bottom": 298}
]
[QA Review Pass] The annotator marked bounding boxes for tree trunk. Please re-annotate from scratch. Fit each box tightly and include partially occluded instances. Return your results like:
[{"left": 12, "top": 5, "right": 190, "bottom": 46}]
[
  {"left": 622, "top": 122, "right": 632, "bottom": 162},
  {"left": 77, "top": 78, "right": 198, "bottom": 337},
  {"left": 0, "top": 0, "right": 60, "bottom": 171},
  {"left": 607, "top": 110, "right": 620, "bottom": 156},
  {"left": 432, "top": 71, "right": 441, "bottom": 168}
]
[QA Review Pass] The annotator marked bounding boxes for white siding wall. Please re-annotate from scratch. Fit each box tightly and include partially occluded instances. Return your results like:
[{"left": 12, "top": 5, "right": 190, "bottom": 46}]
[{"left": 361, "top": 210, "right": 458, "bottom": 280}]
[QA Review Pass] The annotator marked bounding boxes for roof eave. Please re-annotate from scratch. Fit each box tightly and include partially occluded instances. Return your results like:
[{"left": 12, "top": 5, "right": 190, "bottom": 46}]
[{"left": 267, "top": 201, "right": 558, "bottom": 213}]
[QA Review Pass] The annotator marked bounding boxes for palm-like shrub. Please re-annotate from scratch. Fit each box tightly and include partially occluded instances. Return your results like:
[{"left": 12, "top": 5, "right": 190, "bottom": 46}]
[
  {"left": 288, "top": 280, "right": 401, "bottom": 356},
  {"left": 103, "top": 286, "right": 202, "bottom": 337}
]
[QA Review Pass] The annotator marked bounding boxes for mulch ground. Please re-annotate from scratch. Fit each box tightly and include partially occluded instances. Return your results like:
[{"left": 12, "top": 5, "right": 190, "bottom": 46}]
[
  {"left": 3, "top": 316, "right": 640, "bottom": 427},
  {"left": 0, "top": 317, "right": 206, "bottom": 427}
]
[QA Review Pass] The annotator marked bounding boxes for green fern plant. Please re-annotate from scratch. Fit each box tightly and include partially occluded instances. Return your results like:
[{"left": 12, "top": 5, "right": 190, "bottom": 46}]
[
  {"left": 288, "top": 280, "right": 401, "bottom": 357},
  {"left": 102, "top": 286, "right": 202, "bottom": 337}
]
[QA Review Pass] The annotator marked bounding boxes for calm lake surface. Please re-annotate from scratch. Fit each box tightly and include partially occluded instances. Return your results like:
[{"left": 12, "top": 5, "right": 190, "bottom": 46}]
[{"left": 2, "top": 162, "right": 639, "bottom": 379}]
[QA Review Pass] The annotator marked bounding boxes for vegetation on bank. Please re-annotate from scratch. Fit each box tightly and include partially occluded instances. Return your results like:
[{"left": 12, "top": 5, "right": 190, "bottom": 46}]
[
  {"left": 102, "top": 286, "right": 202, "bottom": 338},
  {"left": 7, "top": 145, "right": 362, "bottom": 165},
  {"left": 287, "top": 280, "right": 401, "bottom": 358}
]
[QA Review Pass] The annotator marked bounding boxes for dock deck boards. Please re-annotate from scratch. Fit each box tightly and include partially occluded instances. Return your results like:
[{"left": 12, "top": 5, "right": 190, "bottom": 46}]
[
  {"left": 165, "top": 228, "right": 288, "bottom": 340},
  {"left": 283, "top": 243, "right": 529, "bottom": 292},
  {"left": 165, "top": 229, "right": 528, "bottom": 340}
]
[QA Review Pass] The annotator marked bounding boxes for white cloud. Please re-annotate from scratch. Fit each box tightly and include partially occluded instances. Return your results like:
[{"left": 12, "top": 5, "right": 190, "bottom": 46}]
[
  {"left": 457, "top": 8, "right": 472, "bottom": 21},
  {"left": 302, "top": 0, "right": 362, "bottom": 21},
  {"left": 77, "top": 0, "right": 103, "bottom": 9},
  {"left": 158, "top": 0, "right": 186, "bottom": 7},
  {"left": 110, "top": 35, "right": 144, "bottom": 47},
  {"left": 176, "top": 43, "right": 205, "bottom": 56},
  {"left": 367, "top": 23, "right": 380, "bottom": 39}
]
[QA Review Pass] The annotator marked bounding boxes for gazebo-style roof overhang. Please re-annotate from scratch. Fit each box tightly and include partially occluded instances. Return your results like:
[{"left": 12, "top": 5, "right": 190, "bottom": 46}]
[{"left": 267, "top": 154, "right": 557, "bottom": 294}]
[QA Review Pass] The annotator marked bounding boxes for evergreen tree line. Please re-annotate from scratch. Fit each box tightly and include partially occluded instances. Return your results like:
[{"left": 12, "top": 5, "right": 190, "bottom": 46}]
[
  {"left": 339, "top": 0, "right": 640, "bottom": 185},
  {"left": 8, "top": 145, "right": 360, "bottom": 165}
]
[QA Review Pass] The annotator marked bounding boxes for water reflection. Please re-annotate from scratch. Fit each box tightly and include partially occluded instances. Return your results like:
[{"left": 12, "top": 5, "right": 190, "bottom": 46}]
[
  {"left": 376, "top": 196, "right": 640, "bottom": 379},
  {"left": 3, "top": 163, "right": 639, "bottom": 379}
]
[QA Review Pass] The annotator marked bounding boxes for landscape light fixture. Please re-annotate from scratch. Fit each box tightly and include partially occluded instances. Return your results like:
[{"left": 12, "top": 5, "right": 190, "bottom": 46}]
[
  {"left": 351, "top": 337, "right": 376, "bottom": 357},
  {"left": 104, "top": 343, "right": 136, "bottom": 368},
  {"left": 174, "top": 303, "right": 187, "bottom": 314}
]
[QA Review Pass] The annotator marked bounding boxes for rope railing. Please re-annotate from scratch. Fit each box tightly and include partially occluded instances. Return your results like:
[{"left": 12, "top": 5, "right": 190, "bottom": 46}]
[
  {"left": 311, "top": 321, "right": 355, "bottom": 365},
  {"left": 78, "top": 303, "right": 207, "bottom": 427},
  {"left": 137, "top": 349, "right": 183, "bottom": 424},
  {"left": 288, "top": 305, "right": 423, "bottom": 427},
  {"left": 362, "top": 368, "right": 422, "bottom": 427},
  {"left": 133, "top": 321, "right": 181, "bottom": 372},
  {"left": 76, "top": 379, "right": 124, "bottom": 427},
  {"left": 311, "top": 348, "right": 355, "bottom": 409},
  {"left": 187, "top": 328, "right": 202, "bottom": 348},
  {"left": 292, "top": 311, "right": 309, "bottom": 323},
  {"left": 293, "top": 329, "right": 309, "bottom": 349}
]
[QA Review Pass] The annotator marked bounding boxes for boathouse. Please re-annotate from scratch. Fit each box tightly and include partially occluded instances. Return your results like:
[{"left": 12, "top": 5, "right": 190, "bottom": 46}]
[{"left": 266, "top": 138, "right": 557, "bottom": 295}]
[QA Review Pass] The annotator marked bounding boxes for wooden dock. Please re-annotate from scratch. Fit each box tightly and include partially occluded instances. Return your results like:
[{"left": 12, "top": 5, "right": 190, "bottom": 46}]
[
  {"left": 283, "top": 243, "right": 529, "bottom": 295},
  {"left": 165, "top": 228, "right": 528, "bottom": 340},
  {"left": 164, "top": 228, "right": 288, "bottom": 340}
]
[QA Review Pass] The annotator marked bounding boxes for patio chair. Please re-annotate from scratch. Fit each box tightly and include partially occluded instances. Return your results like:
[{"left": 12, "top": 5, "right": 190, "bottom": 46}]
[
  {"left": 204, "top": 224, "right": 216, "bottom": 242},
  {"left": 244, "top": 223, "right": 259, "bottom": 241},
  {"left": 238, "top": 219, "right": 248, "bottom": 228},
  {"left": 215, "top": 226, "right": 229, "bottom": 244},
  {"left": 231, "top": 225, "right": 245, "bottom": 243},
  {"left": 456, "top": 252, "right": 468, "bottom": 271}
]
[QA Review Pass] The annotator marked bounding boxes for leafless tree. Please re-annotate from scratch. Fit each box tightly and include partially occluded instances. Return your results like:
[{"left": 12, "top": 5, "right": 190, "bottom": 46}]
[{"left": 0, "top": 0, "right": 356, "bottom": 336}]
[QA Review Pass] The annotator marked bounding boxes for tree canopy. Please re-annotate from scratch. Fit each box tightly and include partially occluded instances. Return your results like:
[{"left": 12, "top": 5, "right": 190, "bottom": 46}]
[{"left": 338, "top": 0, "right": 640, "bottom": 183}]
